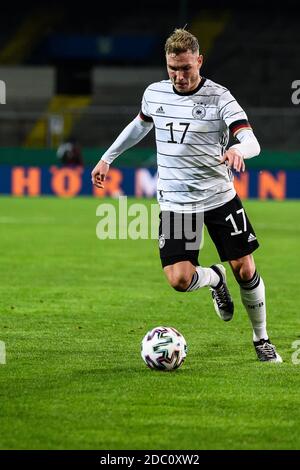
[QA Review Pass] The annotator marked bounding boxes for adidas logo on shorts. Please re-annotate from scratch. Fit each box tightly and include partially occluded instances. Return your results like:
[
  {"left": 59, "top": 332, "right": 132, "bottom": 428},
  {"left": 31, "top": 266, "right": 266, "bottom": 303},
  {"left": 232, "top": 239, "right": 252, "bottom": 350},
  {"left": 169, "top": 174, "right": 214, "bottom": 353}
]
[{"left": 248, "top": 233, "right": 257, "bottom": 242}]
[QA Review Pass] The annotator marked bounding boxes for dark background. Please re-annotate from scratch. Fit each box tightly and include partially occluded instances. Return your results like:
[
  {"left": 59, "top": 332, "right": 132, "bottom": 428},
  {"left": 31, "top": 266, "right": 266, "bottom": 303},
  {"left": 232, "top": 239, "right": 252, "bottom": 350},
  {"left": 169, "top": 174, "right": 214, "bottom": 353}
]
[{"left": 0, "top": 0, "right": 299, "bottom": 151}]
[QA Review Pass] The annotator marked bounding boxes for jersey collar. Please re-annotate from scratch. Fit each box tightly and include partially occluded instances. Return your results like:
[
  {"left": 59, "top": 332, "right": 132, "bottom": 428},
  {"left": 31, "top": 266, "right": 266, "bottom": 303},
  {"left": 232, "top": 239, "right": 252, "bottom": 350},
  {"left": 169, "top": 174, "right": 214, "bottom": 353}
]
[{"left": 173, "top": 77, "right": 206, "bottom": 96}]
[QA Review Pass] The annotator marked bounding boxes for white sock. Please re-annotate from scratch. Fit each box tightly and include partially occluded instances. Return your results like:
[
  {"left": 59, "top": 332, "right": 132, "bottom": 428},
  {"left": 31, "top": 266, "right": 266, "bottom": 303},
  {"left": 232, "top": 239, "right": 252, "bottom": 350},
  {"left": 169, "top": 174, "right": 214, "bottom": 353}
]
[
  {"left": 239, "top": 272, "right": 268, "bottom": 342},
  {"left": 186, "top": 266, "right": 220, "bottom": 291}
]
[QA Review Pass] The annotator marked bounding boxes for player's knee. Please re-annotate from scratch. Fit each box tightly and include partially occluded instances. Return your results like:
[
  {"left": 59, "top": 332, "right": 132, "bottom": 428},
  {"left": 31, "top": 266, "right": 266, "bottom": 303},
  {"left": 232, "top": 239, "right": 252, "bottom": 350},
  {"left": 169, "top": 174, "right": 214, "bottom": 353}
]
[
  {"left": 239, "top": 264, "right": 256, "bottom": 281},
  {"left": 235, "top": 261, "right": 255, "bottom": 281},
  {"left": 231, "top": 255, "right": 256, "bottom": 282},
  {"left": 168, "top": 272, "right": 191, "bottom": 291}
]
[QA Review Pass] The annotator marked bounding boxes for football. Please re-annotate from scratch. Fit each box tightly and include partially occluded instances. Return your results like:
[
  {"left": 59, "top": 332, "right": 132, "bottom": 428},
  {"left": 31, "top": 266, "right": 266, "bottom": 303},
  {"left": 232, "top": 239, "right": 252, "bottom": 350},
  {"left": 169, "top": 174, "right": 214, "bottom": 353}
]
[{"left": 141, "top": 326, "right": 187, "bottom": 371}]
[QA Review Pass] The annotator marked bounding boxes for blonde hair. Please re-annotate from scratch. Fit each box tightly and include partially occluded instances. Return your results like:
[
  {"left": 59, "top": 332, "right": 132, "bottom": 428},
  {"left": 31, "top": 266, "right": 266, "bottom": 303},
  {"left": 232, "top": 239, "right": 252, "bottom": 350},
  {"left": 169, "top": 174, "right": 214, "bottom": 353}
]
[{"left": 165, "top": 28, "right": 199, "bottom": 55}]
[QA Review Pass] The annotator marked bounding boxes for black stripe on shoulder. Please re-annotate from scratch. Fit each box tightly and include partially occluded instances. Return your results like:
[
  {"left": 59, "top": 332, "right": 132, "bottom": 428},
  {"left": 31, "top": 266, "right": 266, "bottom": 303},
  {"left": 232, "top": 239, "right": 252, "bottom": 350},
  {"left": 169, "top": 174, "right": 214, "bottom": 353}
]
[
  {"left": 139, "top": 110, "right": 153, "bottom": 123},
  {"left": 229, "top": 119, "right": 249, "bottom": 133}
]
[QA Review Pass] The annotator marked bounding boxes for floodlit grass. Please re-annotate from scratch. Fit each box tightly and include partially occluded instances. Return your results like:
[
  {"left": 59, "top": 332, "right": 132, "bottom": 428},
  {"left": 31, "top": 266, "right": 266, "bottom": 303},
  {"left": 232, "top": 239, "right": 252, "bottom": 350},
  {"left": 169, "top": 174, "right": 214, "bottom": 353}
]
[{"left": 0, "top": 196, "right": 299, "bottom": 449}]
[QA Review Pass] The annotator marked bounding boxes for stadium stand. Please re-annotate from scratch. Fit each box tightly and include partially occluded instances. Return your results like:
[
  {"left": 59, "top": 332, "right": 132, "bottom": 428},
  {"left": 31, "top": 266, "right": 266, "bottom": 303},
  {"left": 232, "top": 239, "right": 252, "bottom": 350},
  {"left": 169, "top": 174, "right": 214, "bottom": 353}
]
[{"left": 0, "top": 1, "right": 299, "bottom": 151}]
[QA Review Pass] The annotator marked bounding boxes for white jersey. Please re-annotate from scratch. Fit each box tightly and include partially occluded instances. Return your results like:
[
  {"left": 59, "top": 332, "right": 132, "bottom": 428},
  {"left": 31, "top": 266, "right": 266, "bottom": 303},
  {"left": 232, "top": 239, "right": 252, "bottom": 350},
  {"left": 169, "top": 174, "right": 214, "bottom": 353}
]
[{"left": 140, "top": 77, "right": 252, "bottom": 213}]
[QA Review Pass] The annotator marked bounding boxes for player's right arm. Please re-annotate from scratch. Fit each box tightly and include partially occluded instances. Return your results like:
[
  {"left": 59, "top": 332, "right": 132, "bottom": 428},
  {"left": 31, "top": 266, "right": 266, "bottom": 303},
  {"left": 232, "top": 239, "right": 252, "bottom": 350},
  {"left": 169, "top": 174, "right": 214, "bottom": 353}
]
[{"left": 91, "top": 113, "right": 153, "bottom": 188}]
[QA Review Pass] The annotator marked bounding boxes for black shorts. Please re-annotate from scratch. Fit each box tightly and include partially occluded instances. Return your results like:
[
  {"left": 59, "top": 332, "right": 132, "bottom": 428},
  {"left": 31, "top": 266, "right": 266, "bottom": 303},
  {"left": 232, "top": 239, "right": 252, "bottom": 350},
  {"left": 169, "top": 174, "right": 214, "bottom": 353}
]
[{"left": 158, "top": 195, "right": 259, "bottom": 268}]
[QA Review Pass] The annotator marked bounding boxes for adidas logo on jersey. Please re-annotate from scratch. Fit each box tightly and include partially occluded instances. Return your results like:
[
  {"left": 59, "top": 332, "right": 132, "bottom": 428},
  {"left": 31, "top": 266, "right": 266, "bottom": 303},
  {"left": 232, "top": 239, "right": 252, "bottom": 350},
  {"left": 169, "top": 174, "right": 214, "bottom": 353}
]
[
  {"left": 248, "top": 233, "right": 257, "bottom": 242},
  {"left": 156, "top": 106, "right": 165, "bottom": 114}
]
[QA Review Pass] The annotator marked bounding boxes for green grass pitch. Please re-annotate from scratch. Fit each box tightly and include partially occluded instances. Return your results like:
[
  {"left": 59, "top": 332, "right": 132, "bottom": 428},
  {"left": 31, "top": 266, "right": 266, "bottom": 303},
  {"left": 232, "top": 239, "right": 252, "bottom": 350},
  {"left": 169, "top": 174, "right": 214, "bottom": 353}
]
[{"left": 0, "top": 196, "right": 299, "bottom": 450}]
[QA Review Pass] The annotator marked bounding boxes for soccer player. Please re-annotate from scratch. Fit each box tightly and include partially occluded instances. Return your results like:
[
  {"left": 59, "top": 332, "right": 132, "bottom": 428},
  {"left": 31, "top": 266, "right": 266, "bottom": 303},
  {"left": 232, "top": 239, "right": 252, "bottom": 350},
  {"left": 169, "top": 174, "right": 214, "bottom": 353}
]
[{"left": 91, "top": 28, "right": 282, "bottom": 363}]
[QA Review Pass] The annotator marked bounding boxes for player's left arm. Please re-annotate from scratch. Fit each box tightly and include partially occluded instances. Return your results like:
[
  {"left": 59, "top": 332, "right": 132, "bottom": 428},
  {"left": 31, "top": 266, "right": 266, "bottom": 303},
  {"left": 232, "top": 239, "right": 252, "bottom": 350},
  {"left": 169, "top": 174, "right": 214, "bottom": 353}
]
[
  {"left": 221, "top": 128, "right": 261, "bottom": 172},
  {"left": 218, "top": 89, "right": 261, "bottom": 172}
]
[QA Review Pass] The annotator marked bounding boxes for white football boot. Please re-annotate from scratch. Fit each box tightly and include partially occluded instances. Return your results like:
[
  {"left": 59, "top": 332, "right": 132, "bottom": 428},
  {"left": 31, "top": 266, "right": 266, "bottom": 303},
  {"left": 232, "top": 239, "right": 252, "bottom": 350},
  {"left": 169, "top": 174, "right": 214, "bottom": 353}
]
[
  {"left": 253, "top": 339, "right": 283, "bottom": 363},
  {"left": 210, "top": 264, "right": 234, "bottom": 322}
]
